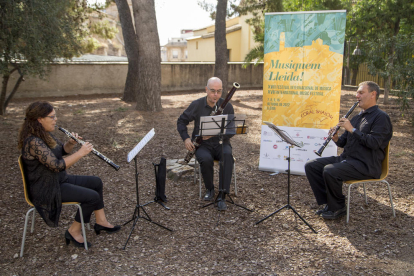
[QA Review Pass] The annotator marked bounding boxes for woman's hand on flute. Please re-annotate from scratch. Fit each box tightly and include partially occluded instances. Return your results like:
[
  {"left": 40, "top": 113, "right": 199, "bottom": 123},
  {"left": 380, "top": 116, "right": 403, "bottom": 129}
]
[{"left": 78, "top": 142, "right": 93, "bottom": 157}]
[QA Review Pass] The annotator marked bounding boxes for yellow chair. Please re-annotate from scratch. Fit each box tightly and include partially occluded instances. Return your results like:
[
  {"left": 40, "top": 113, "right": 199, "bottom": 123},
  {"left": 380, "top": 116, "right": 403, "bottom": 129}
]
[
  {"left": 194, "top": 157, "right": 237, "bottom": 198},
  {"left": 18, "top": 155, "right": 89, "bottom": 257},
  {"left": 344, "top": 143, "right": 395, "bottom": 223}
]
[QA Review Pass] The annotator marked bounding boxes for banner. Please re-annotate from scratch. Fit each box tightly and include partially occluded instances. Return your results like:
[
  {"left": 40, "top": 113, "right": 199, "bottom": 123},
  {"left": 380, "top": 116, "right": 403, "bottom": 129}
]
[{"left": 259, "top": 10, "right": 347, "bottom": 174}]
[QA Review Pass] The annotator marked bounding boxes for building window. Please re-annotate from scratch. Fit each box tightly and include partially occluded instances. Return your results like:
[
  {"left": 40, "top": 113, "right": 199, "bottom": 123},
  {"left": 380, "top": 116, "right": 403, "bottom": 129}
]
[
  {"left": 196, "top": 41, "right": 198, "bottom": 50},
  {"left": 173, "top": 50, "right": 178, "bottom": 59},
  {"left": 185, "top": 50, "right": 188, "bottom": 59}
]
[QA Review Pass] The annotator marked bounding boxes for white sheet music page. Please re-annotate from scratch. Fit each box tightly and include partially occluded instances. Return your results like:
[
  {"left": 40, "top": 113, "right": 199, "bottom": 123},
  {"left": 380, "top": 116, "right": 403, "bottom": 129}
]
[{"left": 127, "top": 128, "right": 155, "bottom": 163}]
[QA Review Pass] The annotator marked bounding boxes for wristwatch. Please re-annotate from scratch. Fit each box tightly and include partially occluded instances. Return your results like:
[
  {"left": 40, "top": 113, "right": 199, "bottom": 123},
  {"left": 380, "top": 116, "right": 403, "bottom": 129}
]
[{"left": 352, "top": 128, "right": 356, "bottom": 133}]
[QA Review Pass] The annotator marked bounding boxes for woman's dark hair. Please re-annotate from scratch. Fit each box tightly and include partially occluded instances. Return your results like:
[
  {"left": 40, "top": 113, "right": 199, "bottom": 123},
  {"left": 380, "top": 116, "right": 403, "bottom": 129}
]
[{"left": 18, "top": 101, "right": 56, "bottom": 149}]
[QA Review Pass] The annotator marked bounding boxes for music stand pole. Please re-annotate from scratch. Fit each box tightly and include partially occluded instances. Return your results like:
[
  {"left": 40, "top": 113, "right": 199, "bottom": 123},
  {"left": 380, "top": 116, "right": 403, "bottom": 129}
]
[
  {"left": 255, "top": 127, "right": 317, "bottom": 234},
  {"left": 202, "top": 117, "right": 252, "bottom": 212},
  {"left": 123, "top": 129, "right": 173, "bottom": 249}
]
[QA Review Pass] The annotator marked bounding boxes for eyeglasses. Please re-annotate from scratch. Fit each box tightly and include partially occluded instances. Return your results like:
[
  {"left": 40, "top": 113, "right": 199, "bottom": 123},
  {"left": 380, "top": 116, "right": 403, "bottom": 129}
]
[
  {"left": 207, "top": 87, "right": 223, "bottom": 94},
  {"left": 46, "top": 115, "right": 57, "bottom": 120}
]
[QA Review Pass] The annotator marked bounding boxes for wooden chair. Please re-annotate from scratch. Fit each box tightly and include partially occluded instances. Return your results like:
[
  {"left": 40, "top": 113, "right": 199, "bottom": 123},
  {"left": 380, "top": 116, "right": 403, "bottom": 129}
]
[
  {"left": 194, "top": 157, "right": 237, "bottom": 199},
  {"left": 344, "top": 142, "right": 395, "bottom": 223},
  {"left": 18, "top": 155, "right": 89, "bottom": 257}
]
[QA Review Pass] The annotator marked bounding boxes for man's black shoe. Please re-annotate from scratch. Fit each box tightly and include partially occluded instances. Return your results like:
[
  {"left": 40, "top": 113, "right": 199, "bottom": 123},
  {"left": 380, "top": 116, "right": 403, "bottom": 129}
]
[
  {"left": 203, "top": 189, "right": 215, "bottom": 201},
  {"left": 217, "top": 198, "right": 227, "bottom": 211},
  {"left": 321, "top": 206, "right": 346, "bottom": 220},
  {"left": 315, "top": 205, "right": 328, "bottom": 216}
]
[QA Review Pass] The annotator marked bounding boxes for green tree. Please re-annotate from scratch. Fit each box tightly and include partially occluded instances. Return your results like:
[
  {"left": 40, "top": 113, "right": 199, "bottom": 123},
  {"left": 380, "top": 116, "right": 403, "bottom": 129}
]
[
  {"left": 366, "top": 34, "right": 414, "bottom": 118},
  {"left": 0, "top": 0, "right": 115, "bottom": 115},
  {"left": 351, "top": 0, "right": 414, "bottom": 104},
  {"left": 0, "top": 0, "right": 90, "bottom": 115}
]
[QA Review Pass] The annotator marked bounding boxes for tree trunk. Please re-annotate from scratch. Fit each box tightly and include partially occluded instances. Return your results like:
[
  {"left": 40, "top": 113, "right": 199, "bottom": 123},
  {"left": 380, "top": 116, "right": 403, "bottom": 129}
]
[
  {"left": 4, "top": 74, "right": 24, "bottom": 110},
  {"left": 0, "top": 74, "right": 10, "bottom": 115},
  {"left": 384, "top": 75, "right": 391, "bottom": 105},
  {"left": 115, "top": 0, "right": 139, "bottom": 102},
  {"left": 383, "top": 44, "right": 395, "bottom": 105},
  {"left": 131, "top": 0, "right": 162, "bottom": 111},
  {"left": 214, "top": 0, "right": 229, "bottom": 99},
  {"left": 351, "top": 68, "right": 359, "bottom": 86}
]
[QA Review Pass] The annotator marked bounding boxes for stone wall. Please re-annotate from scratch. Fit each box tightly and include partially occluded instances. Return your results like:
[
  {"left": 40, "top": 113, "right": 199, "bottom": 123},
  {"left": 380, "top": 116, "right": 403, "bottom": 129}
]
[{"left": 9, "top": 62, "right": 263, "bottom": 98}]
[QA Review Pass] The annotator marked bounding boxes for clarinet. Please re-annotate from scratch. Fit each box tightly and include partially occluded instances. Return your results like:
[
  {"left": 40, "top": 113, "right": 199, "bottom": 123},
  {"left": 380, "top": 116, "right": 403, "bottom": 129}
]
[
  {"left": 315, "top": 101, "right": 359, "bottom": 157},
  {"left": 58, "top": 126, "right": 120, "bottom": 171},
  {"left": 183, "top": 82, "right": 240, "bottom": 163}
]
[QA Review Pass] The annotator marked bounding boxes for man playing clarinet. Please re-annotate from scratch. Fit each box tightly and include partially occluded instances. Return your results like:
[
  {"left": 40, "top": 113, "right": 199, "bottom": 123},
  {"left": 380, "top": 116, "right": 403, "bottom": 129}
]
[
  {"left": 177, "top": 77, "right": 234, "bottom": 210},
  {"left": 305, "top": 81, "right": 392, "bottom": 220}
]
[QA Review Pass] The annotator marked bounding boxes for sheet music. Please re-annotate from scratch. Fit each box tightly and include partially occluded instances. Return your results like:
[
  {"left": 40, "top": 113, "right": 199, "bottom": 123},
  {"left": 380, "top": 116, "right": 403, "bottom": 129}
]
[
  {"left": 127, "top": 128, "right": 155, "bottom": 163},
  {"left": 263, "top": 121, "right": 302, "bottom": 148}
]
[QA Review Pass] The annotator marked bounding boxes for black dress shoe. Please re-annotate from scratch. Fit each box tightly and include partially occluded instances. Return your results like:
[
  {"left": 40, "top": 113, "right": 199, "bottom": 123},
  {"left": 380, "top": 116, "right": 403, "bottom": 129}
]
[
  {"left": 65, "top": 230, "right": 92, "bottom": 248},
  {"left": 94, "top": 224, "right": 121, "bottom": 235},
  {"left": 315, "top": 205, "right": 329, "bottom": 216},
  {"left": 203, "top": 189, "right": 215, "bottom": 201},
  {"left": 321, "top": 206, "right": 347, "bottom": 220}
]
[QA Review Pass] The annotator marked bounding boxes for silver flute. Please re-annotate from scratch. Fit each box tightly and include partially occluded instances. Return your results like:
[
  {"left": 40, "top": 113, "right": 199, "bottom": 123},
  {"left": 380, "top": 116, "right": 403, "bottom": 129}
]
[{"left": 58, "top": 126, "right": 120, "bottom": 171}]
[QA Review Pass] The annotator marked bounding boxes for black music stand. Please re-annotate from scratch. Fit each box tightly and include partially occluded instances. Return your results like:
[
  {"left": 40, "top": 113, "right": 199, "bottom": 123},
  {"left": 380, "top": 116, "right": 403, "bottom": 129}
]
[
  {"left": 123, "top": 129, "right": 173, "bottom": 249},
  {"left": 255, "top": 122, "right": 317, "bottom": 233},
  {"left": 199, "top": 115, "right": 253, "bottom": 213}
]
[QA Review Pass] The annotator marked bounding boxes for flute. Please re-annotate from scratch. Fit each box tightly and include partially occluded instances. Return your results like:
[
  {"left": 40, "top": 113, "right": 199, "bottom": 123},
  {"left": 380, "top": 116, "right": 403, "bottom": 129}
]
[
  {"left": 315, "top": 101, "right": 359, "bottom": 157},
  {"left": 58, "top": 126, "right": 120, "bottom": 171}
]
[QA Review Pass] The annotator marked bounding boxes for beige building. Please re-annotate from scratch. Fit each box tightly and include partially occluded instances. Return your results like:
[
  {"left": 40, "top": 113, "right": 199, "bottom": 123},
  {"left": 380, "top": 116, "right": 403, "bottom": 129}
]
[
  {"left": 186, "top": 14, "right": 258, "bottom": 62},
  {"left": 161, "top": 30, "right": 193, "bottom": 62}
]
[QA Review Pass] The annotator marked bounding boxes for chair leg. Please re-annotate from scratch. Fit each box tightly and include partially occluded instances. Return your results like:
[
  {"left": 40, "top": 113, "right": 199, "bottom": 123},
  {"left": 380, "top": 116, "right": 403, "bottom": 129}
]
[
  {"left": 199, "top": 163, "right": 202, "bottom": 199},
  {"left": 363, "top": 183, "right": 368, "bottom": 204},
  {"left": 233, "top": 162, "right": 237, "bottom": 196},
  {"left": 31, "top": 209, "right": 36, "bottom": 233},
  {"left": 346, "top": 184, "right": 354, "bottom": 224},
  {"left": 76, "top": 204, "right": 88, "bottom": 250},
  {"left": 383, "top": 180, "right": 396, "bottom": 217},
  {"left": 21, "top": 208, "right": 35, "bottom": 257}
]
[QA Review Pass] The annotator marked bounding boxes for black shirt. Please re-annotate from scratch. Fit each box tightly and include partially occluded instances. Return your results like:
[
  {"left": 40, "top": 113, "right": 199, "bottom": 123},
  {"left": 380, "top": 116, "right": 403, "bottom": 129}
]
[
  {"left": 177, "top": 96, "right": 234, "bottom": 144},
  {"left": 335, "top": 105, "right": 392, "bottom": 178}
]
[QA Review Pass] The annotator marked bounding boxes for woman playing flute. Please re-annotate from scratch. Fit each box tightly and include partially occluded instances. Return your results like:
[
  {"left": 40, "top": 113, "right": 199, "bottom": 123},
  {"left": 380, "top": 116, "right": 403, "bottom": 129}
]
[{"left": 18, "top": 101, "right": 120, "bottom": 249}]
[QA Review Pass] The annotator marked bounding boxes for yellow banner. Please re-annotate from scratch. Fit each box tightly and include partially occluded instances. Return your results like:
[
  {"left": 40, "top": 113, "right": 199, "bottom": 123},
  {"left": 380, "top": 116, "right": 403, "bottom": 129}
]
[{"left": 262, "top": 12, "right": 346, "bottom": 129}]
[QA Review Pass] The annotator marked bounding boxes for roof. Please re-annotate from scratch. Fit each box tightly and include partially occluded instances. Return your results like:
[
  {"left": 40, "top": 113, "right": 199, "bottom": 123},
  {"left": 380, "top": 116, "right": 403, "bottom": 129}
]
[{"left": 187, "top": 24, "right": 242, "bottom": 40}]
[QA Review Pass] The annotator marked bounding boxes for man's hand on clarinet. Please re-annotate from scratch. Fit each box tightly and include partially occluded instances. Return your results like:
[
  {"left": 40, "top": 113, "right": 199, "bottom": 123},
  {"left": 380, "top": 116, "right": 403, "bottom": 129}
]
[
  {"left": 184, "top": 138, "right": 195, "bottom": 152},
  {"left": 338, "top": 118, "right": 353, "bottom": 133},
  {"left": 329, "top": 127, "right": 339, "bottom": 142}
]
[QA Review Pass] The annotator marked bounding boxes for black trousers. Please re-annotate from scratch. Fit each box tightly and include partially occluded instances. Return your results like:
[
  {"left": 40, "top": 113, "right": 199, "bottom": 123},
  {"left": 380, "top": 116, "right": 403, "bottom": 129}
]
[
  {"left": 304, "top": 156, "right": 370, "bottom": 211},
  {"left": 60, "top": 175, "right": 104, "bottom": 223},
  {"left": 195, "top": 142, "right": 233, "bottom": 193}
]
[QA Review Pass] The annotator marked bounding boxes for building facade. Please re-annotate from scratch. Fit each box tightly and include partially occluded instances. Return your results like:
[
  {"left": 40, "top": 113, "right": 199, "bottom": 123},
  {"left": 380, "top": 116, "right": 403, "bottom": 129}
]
[{"left": 186, "top": 14, "right": 259, "bottom": 62}]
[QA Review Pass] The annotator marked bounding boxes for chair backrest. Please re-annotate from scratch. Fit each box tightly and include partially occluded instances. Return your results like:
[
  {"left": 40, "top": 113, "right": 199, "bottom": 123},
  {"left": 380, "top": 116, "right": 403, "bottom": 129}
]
[
  {"left": 18, "top": 155, "right": 34, "bottom": 207},
  {"left": 378, "top": 142, "right": 390, "bottom": 180}
]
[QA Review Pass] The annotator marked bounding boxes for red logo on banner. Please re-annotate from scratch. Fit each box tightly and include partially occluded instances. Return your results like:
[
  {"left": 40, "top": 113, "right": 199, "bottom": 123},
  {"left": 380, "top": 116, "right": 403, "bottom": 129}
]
[{"left": 273, "top": 144, "right": 278, "bottom": 149}]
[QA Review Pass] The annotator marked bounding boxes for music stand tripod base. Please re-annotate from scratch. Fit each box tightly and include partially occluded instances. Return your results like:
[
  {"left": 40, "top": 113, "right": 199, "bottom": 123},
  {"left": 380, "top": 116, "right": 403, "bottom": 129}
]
[
  {"left": 255, "top": 124, "right": 317, "bottom": 234},
  {"left": 123, "top": 129, "right": 173, "bottom": 249}
]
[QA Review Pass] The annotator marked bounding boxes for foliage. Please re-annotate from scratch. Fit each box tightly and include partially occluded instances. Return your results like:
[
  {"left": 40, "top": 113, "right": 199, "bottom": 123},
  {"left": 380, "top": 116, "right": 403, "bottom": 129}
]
[
  {"left": 350, "top": 0, "right": 414, "bottom": 104},
  {"left": 0, "top": 0, "right": 105, "bottom": 115},
  {"left": 197, "top": 0, "right": 239, "bottom": 20},
  {"left": 365, "top": 33, "right": 414, "bottom": 119},
  {"left": 90, "top": 20, "right": 118, "bottom": 40}
]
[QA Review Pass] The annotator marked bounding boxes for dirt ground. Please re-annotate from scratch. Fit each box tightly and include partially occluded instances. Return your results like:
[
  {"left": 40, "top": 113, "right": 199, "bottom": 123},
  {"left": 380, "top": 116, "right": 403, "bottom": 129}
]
[{"left": 0, "top": 89, "right": 413, "bottom": 275}]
